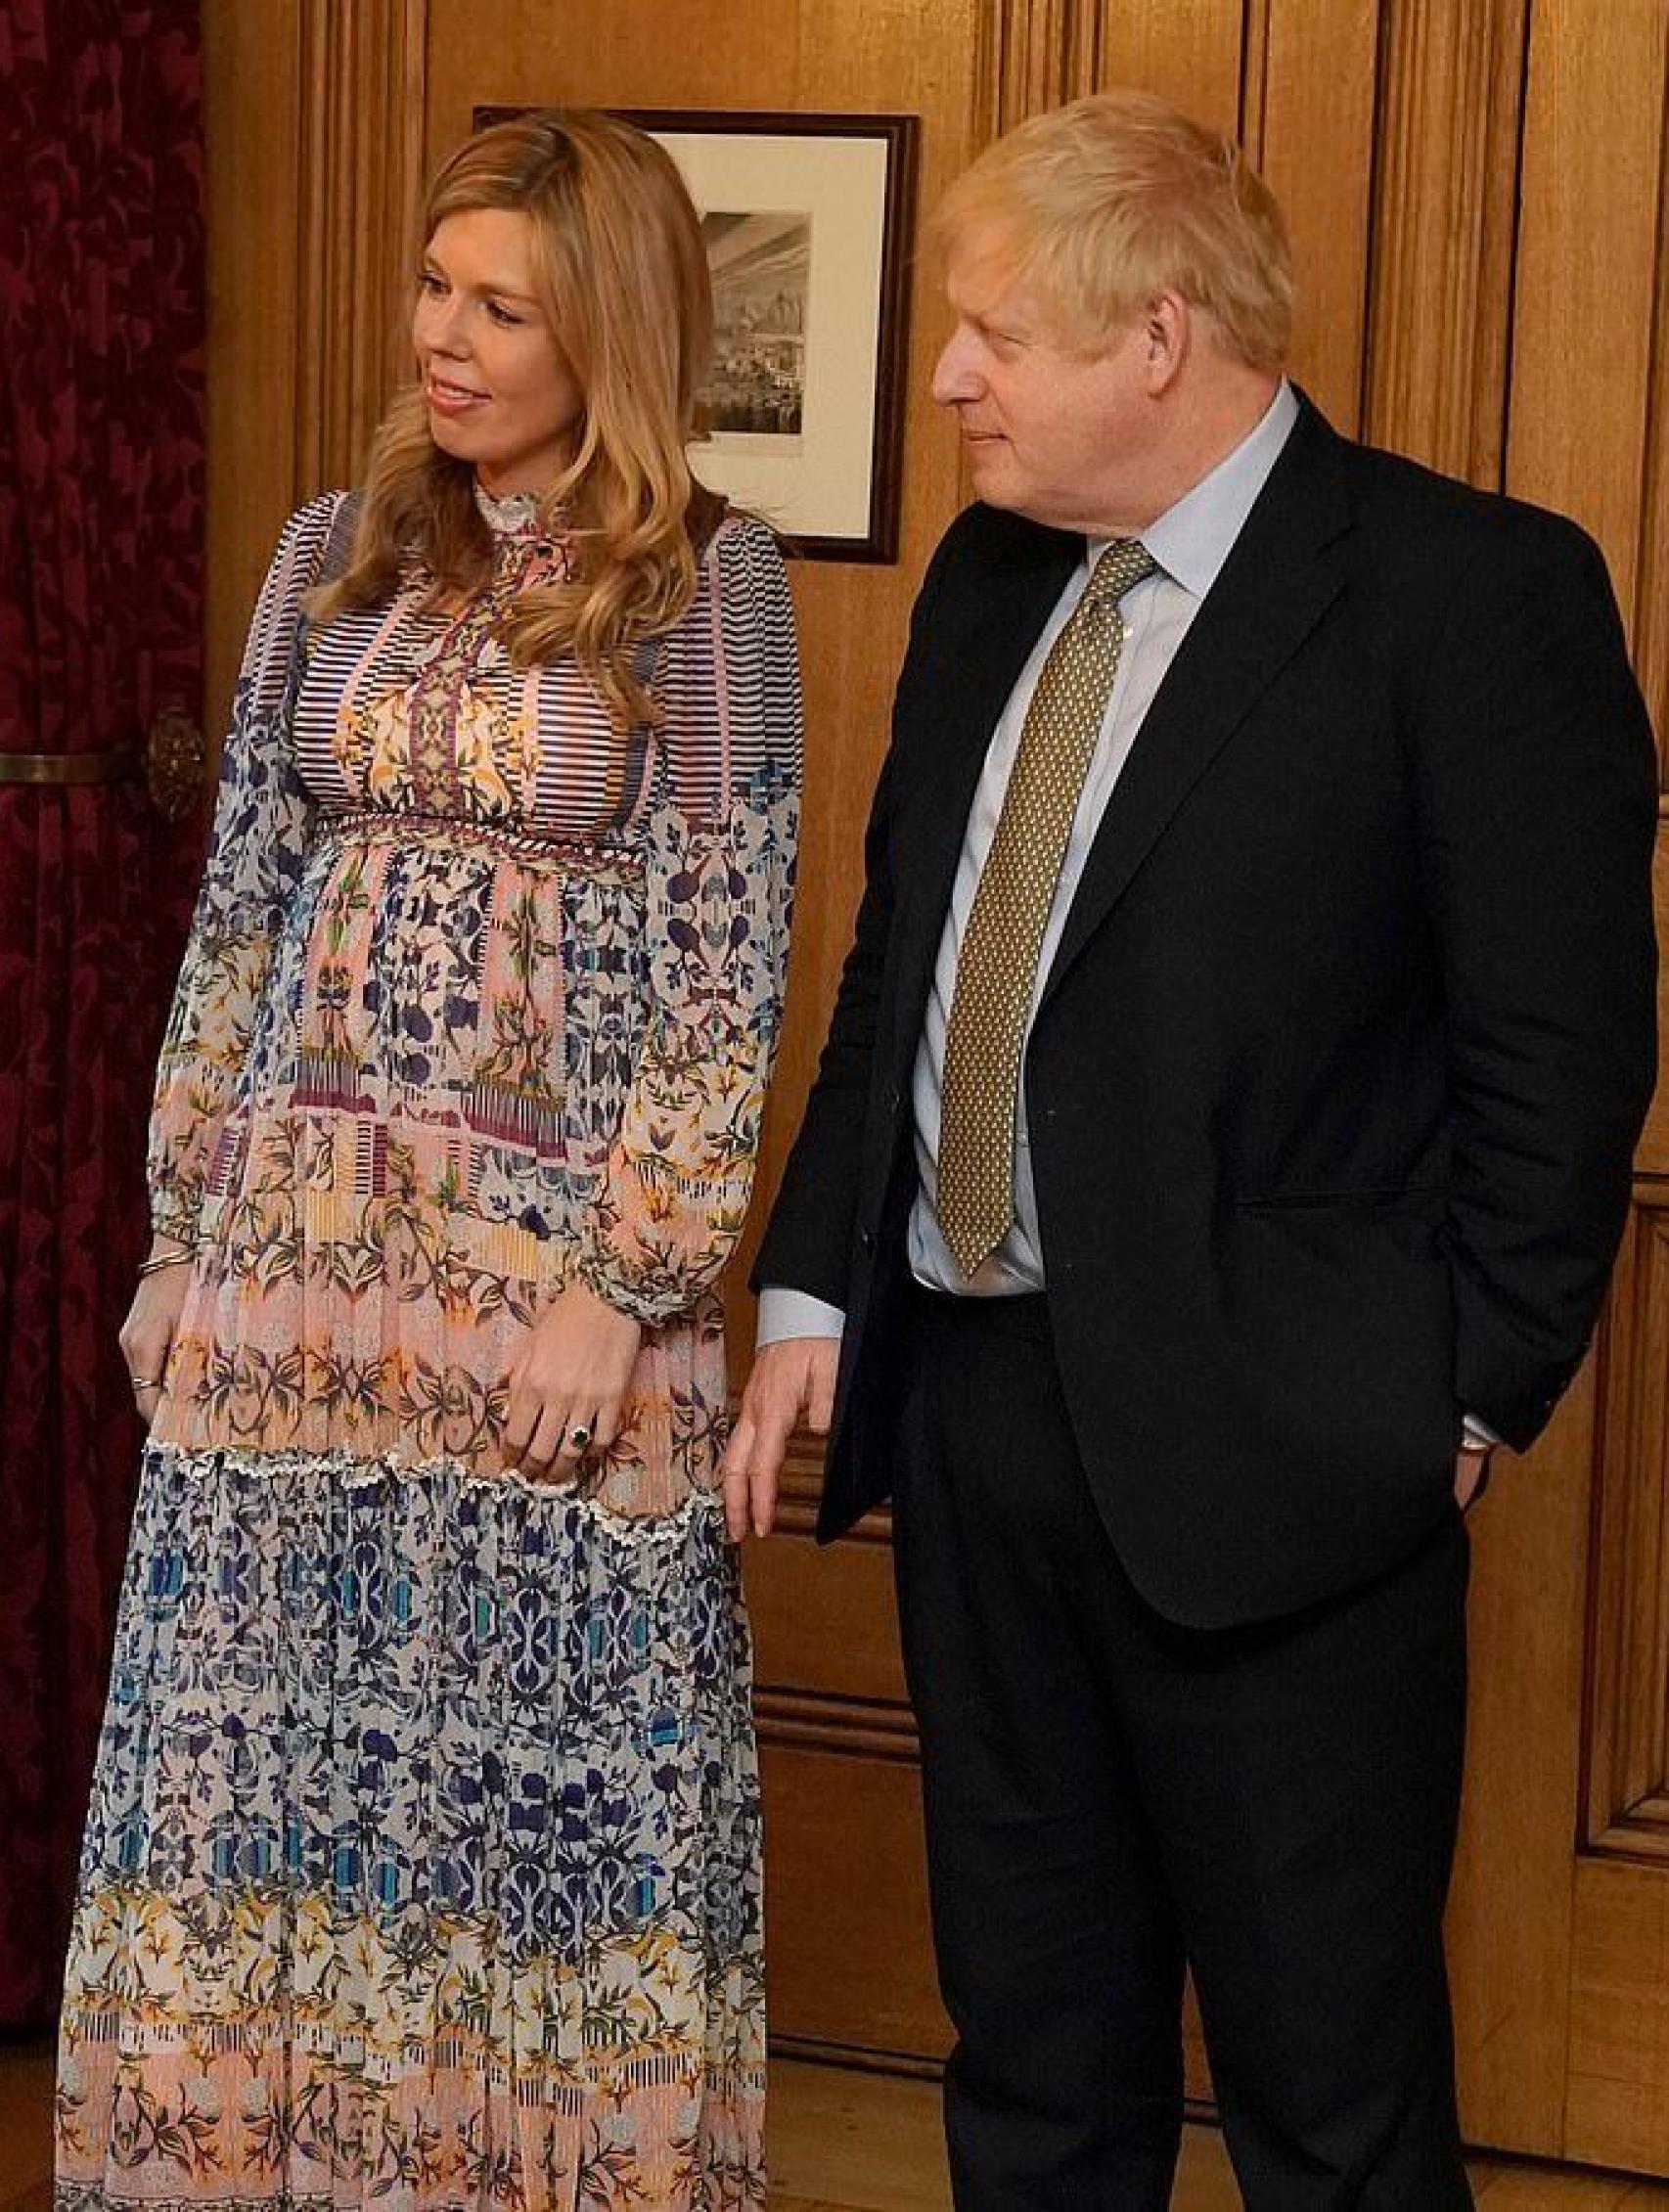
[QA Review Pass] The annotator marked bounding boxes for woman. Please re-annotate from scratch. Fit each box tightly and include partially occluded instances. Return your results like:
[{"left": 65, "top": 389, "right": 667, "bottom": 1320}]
[{"left": 57, "top": 111, "right": 799, "bottom": 2210}]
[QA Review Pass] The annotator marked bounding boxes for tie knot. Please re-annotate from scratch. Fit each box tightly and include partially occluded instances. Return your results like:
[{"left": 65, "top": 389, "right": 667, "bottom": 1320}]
[{"left": 1085, "top": 538, "right": 1156, "bottom": 611}]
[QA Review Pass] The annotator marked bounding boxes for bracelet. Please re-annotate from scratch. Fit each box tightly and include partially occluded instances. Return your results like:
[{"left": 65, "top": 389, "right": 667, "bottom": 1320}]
[
  {"left": 137, "top": 1248, "right": 196, "bottom": 1279},
  {"left": 1457, "top": 1433, "right": 1494, "bottom": 1455}
]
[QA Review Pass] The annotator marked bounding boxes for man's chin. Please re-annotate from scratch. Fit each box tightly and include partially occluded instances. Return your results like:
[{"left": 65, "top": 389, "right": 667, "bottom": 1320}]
[{"left": 966, "top": 451, "right": 1020, "bottom": 510}]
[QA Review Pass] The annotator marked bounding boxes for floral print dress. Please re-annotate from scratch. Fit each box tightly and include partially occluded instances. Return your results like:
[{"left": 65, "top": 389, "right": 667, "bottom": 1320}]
[{"left": 55, "top": 484, "right": 801, "bottom": 2211}]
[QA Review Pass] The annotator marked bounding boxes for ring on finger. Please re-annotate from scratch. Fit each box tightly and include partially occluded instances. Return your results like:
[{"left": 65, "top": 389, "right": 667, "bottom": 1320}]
[{"left": 566, "top": 1421, "right": 593, "bottom": 1452}]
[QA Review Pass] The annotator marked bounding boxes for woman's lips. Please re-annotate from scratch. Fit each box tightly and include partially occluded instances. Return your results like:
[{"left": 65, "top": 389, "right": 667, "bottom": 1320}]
[{"left": 426, "top": 377, "right": 488, "bottom": 416}]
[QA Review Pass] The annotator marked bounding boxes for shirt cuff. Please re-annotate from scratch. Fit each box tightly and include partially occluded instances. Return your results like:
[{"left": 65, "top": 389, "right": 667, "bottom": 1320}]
[
  {"left": 756, "top": 1286, "right": 847, "bottom": 1346},
  {"left": 1461, "top": 1414, "right": 1500, "bottom": 1451}
]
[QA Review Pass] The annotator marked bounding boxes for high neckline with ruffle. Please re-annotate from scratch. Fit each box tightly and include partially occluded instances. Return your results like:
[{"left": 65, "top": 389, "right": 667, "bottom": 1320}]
[{"left": 473, "top": 479, "right": 559, "bottom": 541}]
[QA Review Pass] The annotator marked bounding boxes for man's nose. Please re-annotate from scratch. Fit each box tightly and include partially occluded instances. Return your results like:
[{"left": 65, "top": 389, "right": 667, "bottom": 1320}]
[{"left": 931, "top": 333, "right": 980, "bottom": 408}]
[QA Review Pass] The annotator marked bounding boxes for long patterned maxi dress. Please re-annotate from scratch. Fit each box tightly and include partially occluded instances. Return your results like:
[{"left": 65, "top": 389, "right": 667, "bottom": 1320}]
[{"left": 55, "top": 483, "right": 802, "bottom": 2211}]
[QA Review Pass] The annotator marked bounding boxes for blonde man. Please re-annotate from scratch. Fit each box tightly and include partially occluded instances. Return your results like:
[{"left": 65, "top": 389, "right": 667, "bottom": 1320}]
[{"left": 729, "top": 89, "right": 1658, "bottom": 2208}]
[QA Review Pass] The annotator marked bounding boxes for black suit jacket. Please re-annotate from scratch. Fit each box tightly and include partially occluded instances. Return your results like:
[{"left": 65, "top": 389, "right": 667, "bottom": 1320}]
[{"left": 754, "top": 396, "right": 1659, "bottom": 1628}]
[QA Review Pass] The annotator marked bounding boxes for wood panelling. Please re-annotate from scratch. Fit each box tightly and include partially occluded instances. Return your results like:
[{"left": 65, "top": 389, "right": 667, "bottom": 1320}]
[
  {"left": 978, "top": 0, "right": 1103, "bottom": 136},
  {"left": 1634, "top": 214, "right": 1669, "bottom": 773},
  {"left": 1449, "top": 1375, "right": 1600, "bottom": 2152},
  {"left": 202, "top": 0, "right": 429, "bottom": 745},
  {"left": 1568, "top": 1859, "right": 1669, "bottom": 2173},
  {"left": 1507, "top": 0, "right": 1669, "bottom": 875},
  {"left": 1249, "top": 0, "right": 1380, "bottom": 429},
  {"left": 1507, "top": 0, "right": 1668, "bottom": 609},
  {"left": 1363, "top": 0, "right": 1527, "bottom": 481},
  {"left": 1093, "top": 0, "right": 1243, "bottom": 136},
  {"left": 1586, "top": 1193, "right": 1669, "bottom": 1859},
  {"left": 1639, "top": 845, "right": 1669, "bottom": 1178},
  {"left": 294, "top": 0, "right": 430, "bottom": 499},
  {"left": 748, "top": 1464, "right": 908, "bottom": 1712},
  {"left": 760, "top": 1746, "right": 950, "bottom": 2060}
]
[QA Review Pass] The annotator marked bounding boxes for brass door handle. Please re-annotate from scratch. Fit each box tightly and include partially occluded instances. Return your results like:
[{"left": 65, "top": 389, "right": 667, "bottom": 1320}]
[
  {"left": 0, "top": 705, "right": 204, "bottom": 823},
  {"left": 147, "top": 706, "right": 205, "bottom": 822}
]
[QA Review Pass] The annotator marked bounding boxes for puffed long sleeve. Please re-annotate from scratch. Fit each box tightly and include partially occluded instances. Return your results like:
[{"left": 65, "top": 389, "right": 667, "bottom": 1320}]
[
  {"left": 146, "top": 492, "right": 348, "bottom": 1244},
  {"left": 576, "top": 516, "right": 802, "bottom": 1326}
]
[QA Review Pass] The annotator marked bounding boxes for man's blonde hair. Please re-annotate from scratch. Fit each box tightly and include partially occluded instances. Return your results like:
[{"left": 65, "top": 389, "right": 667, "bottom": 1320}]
[{"left": 935, "top": 90, "right": 1293, "bottom": 372}]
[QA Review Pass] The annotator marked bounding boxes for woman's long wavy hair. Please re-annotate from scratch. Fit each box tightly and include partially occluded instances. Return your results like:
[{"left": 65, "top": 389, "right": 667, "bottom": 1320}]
[{"left": 312, "top": 110, "right": 722, "bottom": 730}]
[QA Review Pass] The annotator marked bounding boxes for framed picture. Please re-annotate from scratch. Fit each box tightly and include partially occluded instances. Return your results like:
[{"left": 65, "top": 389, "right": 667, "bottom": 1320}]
[{"left": 474, "top": 106, "right": 920, "bottom": 562}]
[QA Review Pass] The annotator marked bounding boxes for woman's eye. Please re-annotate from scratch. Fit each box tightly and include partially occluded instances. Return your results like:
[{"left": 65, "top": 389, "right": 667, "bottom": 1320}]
[
  {"left": 417, "top": 271, "right": 446, "bottom": 295},
  {"left": 487, "top": 301, "right": 523, "bottom": 326}
]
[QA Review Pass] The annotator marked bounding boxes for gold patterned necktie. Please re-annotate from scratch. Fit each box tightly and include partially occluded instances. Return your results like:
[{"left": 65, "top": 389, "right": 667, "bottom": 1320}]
[{"left": 936, "top": 537, "right": 1157, "bottom": 1279}]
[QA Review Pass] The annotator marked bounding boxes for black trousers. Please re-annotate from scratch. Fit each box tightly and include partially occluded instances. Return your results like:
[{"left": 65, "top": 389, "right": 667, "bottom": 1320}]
[{"left": 889, "top": 1289, "right": 1472, "bottom": 2210}]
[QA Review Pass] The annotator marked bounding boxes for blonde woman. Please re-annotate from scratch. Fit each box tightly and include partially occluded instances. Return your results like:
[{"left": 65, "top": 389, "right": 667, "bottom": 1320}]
[{"left": 58, "top": 111, "right": 799, "bottom": 2209}]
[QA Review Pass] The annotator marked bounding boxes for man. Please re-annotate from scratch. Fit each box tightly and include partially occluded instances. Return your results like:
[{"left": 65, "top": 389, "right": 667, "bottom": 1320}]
[{"left": 725, "top": 91, "right": 1658, "bottom": 2209}]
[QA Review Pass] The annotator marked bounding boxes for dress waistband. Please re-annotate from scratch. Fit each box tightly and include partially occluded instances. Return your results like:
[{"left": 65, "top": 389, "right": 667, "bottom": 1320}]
[{"left": 314, "top": 806, "right": 642, "bottom": 873}]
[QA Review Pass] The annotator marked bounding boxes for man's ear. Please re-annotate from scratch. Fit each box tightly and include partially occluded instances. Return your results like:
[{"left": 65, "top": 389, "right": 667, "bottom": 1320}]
[{"left": 1141, "top": 292, "right": 1191, "bottom": 394}]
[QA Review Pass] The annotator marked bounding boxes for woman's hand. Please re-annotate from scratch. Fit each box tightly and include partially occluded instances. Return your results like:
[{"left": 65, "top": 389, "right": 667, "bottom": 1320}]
[
  {"left": 502, "top": 1281, "right": 642, "bottom": 1480},
  {"left": 117, "top": 1241, "right": 195, "bottom": 1431}
]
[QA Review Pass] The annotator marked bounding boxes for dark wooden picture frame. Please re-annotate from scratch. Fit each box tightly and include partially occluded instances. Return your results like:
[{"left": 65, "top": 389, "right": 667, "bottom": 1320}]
[{"left": 474, "top": 105, "right": 920, "bottom": 563}]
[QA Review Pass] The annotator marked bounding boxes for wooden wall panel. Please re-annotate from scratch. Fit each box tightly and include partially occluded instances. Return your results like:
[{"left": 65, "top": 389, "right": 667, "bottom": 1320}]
[
  {"left": 203, "top": 0, "right": 429, "bottom": 751},
  {"left": 1635, "top": 202, "right": 1669, "bottom": 775},
  {"left": 1640, "top": 845, "right": 1669, "bottom": 1178},
  {"left": 747, "top": 1461, "right": 908, "bottom": 1712},
  {"left": 1363, "top": 0, "right": 1527, "bottom": 482},
  {"left": 1567, "top": 1858, "right": 1669, "bottom": 2173},
  {"left": 1448, "top": 1372, "right": 1600, "bottom": 2152},
  {"left": 761, "top": 1743, "right": 950, "bottom": 2062},
  {"left": 1507, "top": 0, "right": 1668, "bottom": 608},
  {"left": 1247, "top": 0, "right": 1379, "bottom": 430},
  {"left": 1586, "top": 1192, "right": 1669, "bottom": 1860},
  {"left": 1092, "top": 0, "right": 1242, "bottom": 136},
  {"left": 293, "top": 0, "right": 431, "bottom": 500},
  {"left": 979, "top": 0, "right": 1104, "bottom": 134}
]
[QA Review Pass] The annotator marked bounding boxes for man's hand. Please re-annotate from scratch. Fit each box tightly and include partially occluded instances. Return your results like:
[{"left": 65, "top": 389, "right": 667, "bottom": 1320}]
[
  {"left": 723, "top": 1336, "right": 840, "bottom": 1541},
  {"left": 1454, "top": 1440, "right": 1493, "bottom": 1513}
]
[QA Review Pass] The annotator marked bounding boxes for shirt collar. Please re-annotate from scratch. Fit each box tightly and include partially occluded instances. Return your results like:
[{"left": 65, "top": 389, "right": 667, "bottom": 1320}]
[{"left": 1088, "top": 377, "right": 1299, "bottom": 599}]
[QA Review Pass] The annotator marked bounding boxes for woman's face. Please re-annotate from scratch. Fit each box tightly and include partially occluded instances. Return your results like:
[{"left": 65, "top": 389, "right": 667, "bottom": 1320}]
[{"left": 413, "top": 207, "right": 584, "bottom": 496}]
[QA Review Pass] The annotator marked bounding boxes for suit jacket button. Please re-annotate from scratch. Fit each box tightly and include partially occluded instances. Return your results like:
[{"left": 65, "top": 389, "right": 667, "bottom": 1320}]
[{"left": 860, "top": 1228, "right": 876, "bottom": 1250}]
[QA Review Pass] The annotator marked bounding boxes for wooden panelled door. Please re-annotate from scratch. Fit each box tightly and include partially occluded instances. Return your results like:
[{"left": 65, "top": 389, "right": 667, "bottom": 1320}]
[{"left": 203, "top": 0, "right": 1669, "bottom": 2173}]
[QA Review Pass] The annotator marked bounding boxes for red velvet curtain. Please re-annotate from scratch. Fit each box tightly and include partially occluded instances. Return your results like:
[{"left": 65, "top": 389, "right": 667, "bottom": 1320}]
[{"left": 0, "top": 0, "right": 203, "bottom": 2028}]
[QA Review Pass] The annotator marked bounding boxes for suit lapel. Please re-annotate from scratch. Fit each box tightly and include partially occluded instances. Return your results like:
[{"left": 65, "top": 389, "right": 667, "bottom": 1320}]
[
  {"left": 1038, "top": 396, "right": 1355, "bottom": 1014},
  {"left": 883, "top": 518, "right": 1080, "bottom": 1080}
]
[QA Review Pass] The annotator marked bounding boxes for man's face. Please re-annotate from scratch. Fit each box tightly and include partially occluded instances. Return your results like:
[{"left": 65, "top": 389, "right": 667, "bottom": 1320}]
[{"left": 931, "top": 233, "right": 1154, "bottom": 533}]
